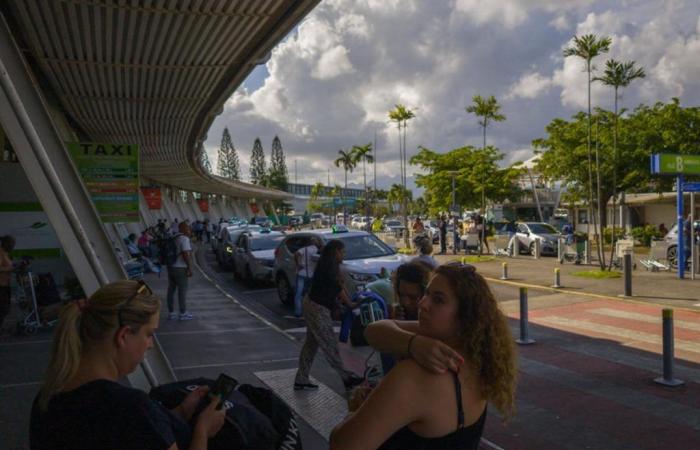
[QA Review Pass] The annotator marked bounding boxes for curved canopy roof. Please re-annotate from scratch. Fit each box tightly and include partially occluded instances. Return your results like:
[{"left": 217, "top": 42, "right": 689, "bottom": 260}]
[{"left": 2, "top": 0, "right": 319, "bottom": 200}]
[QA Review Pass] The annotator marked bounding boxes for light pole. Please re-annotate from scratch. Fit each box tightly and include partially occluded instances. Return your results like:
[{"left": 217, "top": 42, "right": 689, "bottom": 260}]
[{"left": 448, "top": 170, "right": 459, "bottom": 255}]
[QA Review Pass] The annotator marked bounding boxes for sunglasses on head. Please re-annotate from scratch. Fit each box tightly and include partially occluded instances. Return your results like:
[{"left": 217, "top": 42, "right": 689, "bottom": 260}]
[{"left": 118, "top": 279, "right": 153, "bottom": 328}]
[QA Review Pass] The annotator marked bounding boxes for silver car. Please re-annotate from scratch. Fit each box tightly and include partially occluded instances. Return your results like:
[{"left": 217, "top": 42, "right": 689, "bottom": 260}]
[
  {"left": 273, "top": 227, "right": 410, "bottom": 306},
  {"left": 232, "top": 230, "right": 286, "bottom": 285},
  {"left": 515, "top": 222, "right": 560, "bottom": 256},
  {"left": 216, "top": 225, "right": 262, "bottom": 268},
  {"left": 662, "top": 221, "right": 700, "bottom": 267}
]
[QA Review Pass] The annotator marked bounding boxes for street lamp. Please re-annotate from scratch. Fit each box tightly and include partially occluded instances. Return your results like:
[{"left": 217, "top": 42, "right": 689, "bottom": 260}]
[{"left": 447, "top": 170, "right": 459, "bottom": 255}]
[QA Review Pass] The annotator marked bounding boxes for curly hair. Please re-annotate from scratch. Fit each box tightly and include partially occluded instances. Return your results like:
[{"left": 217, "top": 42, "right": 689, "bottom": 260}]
[{"left": 434, "top": 264, "right": 517, "bottom": 418}]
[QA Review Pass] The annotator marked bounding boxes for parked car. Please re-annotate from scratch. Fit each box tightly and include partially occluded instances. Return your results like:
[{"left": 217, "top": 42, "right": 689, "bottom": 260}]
[
  {"left": 383, "top": 219, "right": 405, "bottom": 235},
  {"left": 663, "top": 221, "right": 700, "bottom": 267},
  {"left": 251, "top": 216, "right": 271, "bottom": 227},
  {"left": 515, "top": 222, "right": 561, "bottom": 256},
  {"left": 288, "top": 215, "right": 303, "bottom": 228},
  {"left": 232, "top": 230, "right": 286, "bottom": 285},
  {"left": 351, "top": 216, "right": 371, "bottom": 230},
  {"left": 273, "top": 227, "right": 410, "bottom": 306},
  {"left": 425, "top": 220, "right": 441, "bottom": 244},
  {"left": 216, "top": 224, "right": 262, "bottom": 268}
]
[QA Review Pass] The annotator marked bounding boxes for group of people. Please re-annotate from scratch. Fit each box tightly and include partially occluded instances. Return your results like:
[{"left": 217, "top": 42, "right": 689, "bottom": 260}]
[{"left": 28, "top": 212, "right": 517, "bottom": 449}]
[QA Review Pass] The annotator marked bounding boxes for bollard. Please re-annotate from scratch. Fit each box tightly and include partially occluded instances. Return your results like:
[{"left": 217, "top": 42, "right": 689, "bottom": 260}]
[
  {"left": 623, "top": 252, "right": 632, "bottom": 297},
  {"left": 512, "top": 236, "right": 519, "bottom": 258},
  {"left": 500, "top": 262, "right": 509, "bottom": 280},
  {"left": 584, "top": 240, "right": 590, "bottom": 265},
  {"left": 516, "top": 287, "right": 535, "bottom": 345},
  {"left": 653, "top": 309, "right": 684, "bottom": 387},
  {"left": 552, "top": 268, "right": 562, "bottom": 288},
  {"left": 533, "top": 238, "right": 541, "bottom": 260}
]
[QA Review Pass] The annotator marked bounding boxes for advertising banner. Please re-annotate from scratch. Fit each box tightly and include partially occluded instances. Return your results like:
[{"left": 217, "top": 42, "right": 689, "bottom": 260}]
[
  {"left": 141, "top": 187, "right": 162, "bottom": 209},
  {"left": 197, "top": 199, "right": 209, "bottom": 213},
  {"left": 250, "top": 203, "right": 259, "bottom": 214},
  {"left": 66, "top": 142, "right": 139, "bottom": 223}
]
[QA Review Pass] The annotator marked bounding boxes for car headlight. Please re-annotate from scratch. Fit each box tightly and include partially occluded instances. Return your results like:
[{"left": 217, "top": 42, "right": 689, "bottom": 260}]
[
  {"left": 225, "top": 246, "right": 233, "bottom": 254},
  {"left": 348, "top": 272, "right": 376, "bottom": 283}
]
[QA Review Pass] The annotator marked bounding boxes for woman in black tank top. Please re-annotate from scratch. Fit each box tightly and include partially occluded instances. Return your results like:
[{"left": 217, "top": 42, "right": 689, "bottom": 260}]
[{"left": 330, "top": 263, "right": 517, "bottom": 450}]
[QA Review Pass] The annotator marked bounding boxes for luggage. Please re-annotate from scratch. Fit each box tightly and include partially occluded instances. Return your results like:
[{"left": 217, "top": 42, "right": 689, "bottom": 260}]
[{"left": 150, "top": 377, "right": 302, "bottom": 450}]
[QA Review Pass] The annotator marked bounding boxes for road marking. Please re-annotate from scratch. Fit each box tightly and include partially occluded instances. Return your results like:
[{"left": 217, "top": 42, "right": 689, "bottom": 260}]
[
  {"left": 590, "top": 308, "right": 700, "bottom": 331},
  {"left": 0, "top": 381, "right": 42, "bottom": 389},
  {"left": 255, "top": 368, "right": 346, "bottom": 440},
  {"left": 242, "top": 288, "right": 277, "bottom": 295},
  {"left": 174, "top": 357, "right": 298, "bottom": 371},
  {"left": 480, "top": 438, "right": 506, "bottom": 450},
  {"left": 157, "top": 326, "right": 269, "bottom": 336},
  {"left": 285, "top": 326, "right": 341, "bottom": 334},
  {"left": 536, "top": 316, "right": 700, "bottom": 355}
]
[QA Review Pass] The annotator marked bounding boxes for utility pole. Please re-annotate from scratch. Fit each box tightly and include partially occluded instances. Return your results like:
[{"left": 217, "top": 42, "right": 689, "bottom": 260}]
[
  {"left": 327, "top": 168, "right": 330, "bottom": 187},
  {"left": 448, "top": 170, "right": 459, "bottom": 255},
  {"left": 294, "top": 159, "right": 297, "bottom": 184}
]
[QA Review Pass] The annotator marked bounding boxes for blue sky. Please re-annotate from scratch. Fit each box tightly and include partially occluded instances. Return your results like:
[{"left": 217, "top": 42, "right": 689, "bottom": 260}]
[{"left": 205, "top": 0, "right": 700, "bottom": 191}]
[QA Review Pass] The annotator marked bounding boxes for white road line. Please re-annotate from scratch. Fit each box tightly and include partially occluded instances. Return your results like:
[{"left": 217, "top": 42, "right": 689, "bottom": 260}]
[
  {"left": 242, "top": 288, "right": 277, "bottom": 295},
  {"left": 480, "top": 437, "right": 507, "bottom": 450},
  {"left": 1, "top": 381, "right": 42, "bottom": 389},
  {"left": 536, "top": 316, "right": 700, "bottom": 354},
  {"left": 157, "top": 327, "right": 269, "bottom": 336},
  {"left": 590, "top": 308, "right": 700, "bottom": 331},
  {"left": 173, "top": 357, "right": 298, "bottom": 371},
  {"left": 0, "top": 339, "right": 52, "bottom": 347},
  {"left": 285, "top": 326, "right": 341, "bottom": 334}
]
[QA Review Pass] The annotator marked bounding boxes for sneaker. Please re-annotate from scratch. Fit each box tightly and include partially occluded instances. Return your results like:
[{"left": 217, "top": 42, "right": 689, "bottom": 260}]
[
  {"left": 167, "top": 312, "right": 178, "bottom": 320},
  {"left": 179, "top": 312, "right": 194, "bottom": 321},
  {"left": 343, "top": 374, "right": 364, "bottom": 390},
  {"left": 294, "top": 382, "right": 319, "bottom": 391}
]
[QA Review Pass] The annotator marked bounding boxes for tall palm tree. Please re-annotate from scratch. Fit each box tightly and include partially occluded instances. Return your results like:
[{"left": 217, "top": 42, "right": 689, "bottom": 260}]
[
  {"left": 388, "top": 104, "right": 416, "bottom": 245},
  {"left": 595, "top": 59, "right": 645, "bottom": 268},
  {"left": 334, "top": 149, "right": 357, "bottom": 223},
  {"left": 564, "top": 34, "right": 611, "bottom": 269},
  {"left": 352, "top": 143, "right": 374, "bottom": 231},
  {"left": 466, "top": 95, "right": 505, "bottom": 254}
]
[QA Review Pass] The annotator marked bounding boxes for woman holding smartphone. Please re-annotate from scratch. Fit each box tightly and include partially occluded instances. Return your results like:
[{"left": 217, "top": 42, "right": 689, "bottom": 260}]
[{"left": 30, "top": 280, "right": 225, "bottom": 450}]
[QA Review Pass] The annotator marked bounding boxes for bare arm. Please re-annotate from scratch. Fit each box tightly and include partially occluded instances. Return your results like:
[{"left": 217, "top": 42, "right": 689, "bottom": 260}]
[{"left": 365, "top": 320, "right": 464, "bottom": 374}]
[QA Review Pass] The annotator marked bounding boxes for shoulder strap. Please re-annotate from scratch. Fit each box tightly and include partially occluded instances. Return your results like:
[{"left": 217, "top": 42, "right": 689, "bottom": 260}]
[{"left": 451, "top": 371, "right": 465, "bottom": 428}]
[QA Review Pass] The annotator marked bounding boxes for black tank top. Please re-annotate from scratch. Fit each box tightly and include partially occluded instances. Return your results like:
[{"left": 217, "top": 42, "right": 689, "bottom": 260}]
[{"left": 377, "top": 371, "right": 486, "bottom": 450}]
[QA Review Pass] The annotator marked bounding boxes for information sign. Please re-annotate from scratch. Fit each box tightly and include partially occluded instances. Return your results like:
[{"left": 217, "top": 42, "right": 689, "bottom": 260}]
[
  {"left": 650, "top": 154, "right": 700, "bottom": 175},
  {"left": 682, "top": 182, "right": 700, "bottom": 193},
  {"left": 66, "top": 142, "right": 139, "bottom": 222}
]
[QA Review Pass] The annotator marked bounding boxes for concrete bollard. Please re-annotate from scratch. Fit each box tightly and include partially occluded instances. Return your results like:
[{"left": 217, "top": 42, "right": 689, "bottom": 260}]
[
  {"left": 623, "top": 252, "right": 632, "bottom": 297},
  {"left": 533, "top": 238, "right": 541, "bottom": 260},
  {"left": 500, "top": 262, "right": 509, "bottom": 280},
  {"left": 552, "top": 268, "right": 562, "bottom": 288},
  {"left": 654, "top": 309, "right": 684, "bottom": 387},
  {"left": 516, "top": 287, "right": 535, "bottom": 345},
  {"left": 512, "top": 236, "right": 519, "bottom": 258}
]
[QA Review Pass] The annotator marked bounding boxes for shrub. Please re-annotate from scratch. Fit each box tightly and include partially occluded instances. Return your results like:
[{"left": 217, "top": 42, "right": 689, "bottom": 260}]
[
  {"left": 602, "top": 227, "right": 625, "bottom": 245},
  {"left": 630, "top": 225, "right": 662, "bottom": 247}
]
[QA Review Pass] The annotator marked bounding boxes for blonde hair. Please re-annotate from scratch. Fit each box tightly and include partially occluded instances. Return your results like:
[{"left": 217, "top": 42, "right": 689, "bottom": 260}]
[
  {"left": 38, "top": 280, "right": 160, "bottom": 411},
  {"left": 434, "top": 265, "right": 518, "bottom": 418}
]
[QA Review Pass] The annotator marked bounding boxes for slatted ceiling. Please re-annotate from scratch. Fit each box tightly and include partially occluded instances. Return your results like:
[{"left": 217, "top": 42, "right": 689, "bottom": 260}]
[{"left": 4, "top": 0, "right": 318, "bottom": 198}]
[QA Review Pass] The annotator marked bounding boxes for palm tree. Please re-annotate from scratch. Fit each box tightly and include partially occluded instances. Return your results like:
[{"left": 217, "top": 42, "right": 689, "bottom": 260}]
[
  {"left": 388, "top": 104, "right": 416, "bottom": 245},
  {"left": 334, "top": 149, "right": 357, "bottom": 223},
  {"left": 352, "top": 143, "right": 374, "bottom": 231},
  {"left": 563, "top": 34, "right": 611, "bottom": 269},
  {"left": 595, "top": 59, "right": 645, "bottom": 268},
  {"left": 466, "top": 95, "right": 506, "bottom": 254}
]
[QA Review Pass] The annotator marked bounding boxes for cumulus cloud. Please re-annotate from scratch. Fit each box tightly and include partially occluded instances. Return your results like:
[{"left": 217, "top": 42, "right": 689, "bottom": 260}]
[{"left": 206, "top": 0, "right": 700, "bottom": 190}]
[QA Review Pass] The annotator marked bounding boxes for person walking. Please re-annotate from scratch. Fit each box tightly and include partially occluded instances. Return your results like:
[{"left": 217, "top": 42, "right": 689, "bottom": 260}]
[
  {"left": 167, "top": 222, "right": 194, "bottom": 320},
  {"left": 293, "top": 238, "right": 322, "bottom": 318},
  {"left": 294, "top": 240, "right": 363, "bottom": 391},
  {"left": 438, "top": 215, "right": 447, "bottom": 254}
]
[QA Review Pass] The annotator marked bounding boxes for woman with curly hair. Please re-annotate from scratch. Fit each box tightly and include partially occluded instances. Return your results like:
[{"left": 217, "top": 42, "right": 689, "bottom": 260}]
[{"left": 330, "top": 262, "right": 517, "bottom": 450}]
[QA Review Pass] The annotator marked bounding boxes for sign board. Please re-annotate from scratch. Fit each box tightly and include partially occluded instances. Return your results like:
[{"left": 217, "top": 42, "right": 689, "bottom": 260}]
[
  {"left": 197, "top": 199, "right": 209, "bottom": 213},
  {"left": 67, "top": 142, "right": 139, "bottom": 222},
  {"left": 650, "top": 154, "right": 700, "bottom": 175},
  {"left": 141, "top": 188, "right": 162, "bottom": 209},
  {"left": 682, "top": 182, "right": 700, "bottom": 192}
]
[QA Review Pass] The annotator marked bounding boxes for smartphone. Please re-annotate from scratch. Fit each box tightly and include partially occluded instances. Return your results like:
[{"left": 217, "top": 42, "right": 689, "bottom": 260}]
[{"left": 209, "top": 373, "right": 237, "bottom": 410}]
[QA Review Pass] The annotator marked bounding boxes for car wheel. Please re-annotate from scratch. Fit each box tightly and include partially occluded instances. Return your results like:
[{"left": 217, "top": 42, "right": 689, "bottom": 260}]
[
  {"left": 276, "top": 274, "right": 294, "bottom": 306},
  {"left": 667, "top": 245, "right": 678, "bottom": 269},
  {"left": 245, "top": 266, "right": 257, "bottom": 287}
]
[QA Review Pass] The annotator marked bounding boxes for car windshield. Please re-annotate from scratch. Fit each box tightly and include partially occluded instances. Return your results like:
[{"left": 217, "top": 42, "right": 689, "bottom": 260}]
[
  {"left": 228, "top": 226, "right": 260, "bottom": 240},
  {"left": 251, "top": 235, "right": 285, "bottom": 251},
  {"left": 335, "top": 234, "right": 395, "bottom": 260},
  {"left": 527, "top": 223, "right": 558, "bottom": 234},
  {"left": 385, "top": 220, "right": 401, "bottom": 226}
]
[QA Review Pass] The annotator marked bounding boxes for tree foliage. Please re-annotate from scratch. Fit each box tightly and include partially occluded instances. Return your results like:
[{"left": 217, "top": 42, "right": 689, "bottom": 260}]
[
  {"left": 249, "top": 138, "right": 267, "bottom": 185},
  {"left": 465, "top": 95, "right": 506, "bottom": 148},
  {"left": 216, "top": 127, "right": 240, "bottom": 180},
  {"left": 198, "top": 142, "right": 212, "bottom": 174},
  {"left": 268, "top": 135, "right": 288, "bottom": 191},
  {"left": 410, "top": 145, "right": 522, "bottom": 215}
]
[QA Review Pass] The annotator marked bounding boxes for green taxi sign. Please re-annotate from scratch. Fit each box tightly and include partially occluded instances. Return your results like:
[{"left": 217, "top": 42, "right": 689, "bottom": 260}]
[{"left": 650, "top": 154, "right": 700, "bottom": 175}]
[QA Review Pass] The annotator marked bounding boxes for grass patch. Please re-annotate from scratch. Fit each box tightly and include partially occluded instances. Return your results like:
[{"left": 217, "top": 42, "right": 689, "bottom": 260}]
[
  {"left": 571, "top": 270, "right": 622, "bottom": 279},
  {"left": 460, "top": 255, "right": 496, "bottom": 263},
  {"left": 397, "top": 247, "right": 414, "bottom": 255}
]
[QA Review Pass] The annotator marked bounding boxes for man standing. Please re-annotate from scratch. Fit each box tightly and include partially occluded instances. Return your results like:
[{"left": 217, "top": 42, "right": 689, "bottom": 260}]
[
  {"left": 438, "top": 215, "right": 447, "bottom": 254},
  {"left": 167, "top": 222, "right": 194, "bottom": 321},
  {"left": 293, "top": 239, "right": 321, "bottom": 318}
]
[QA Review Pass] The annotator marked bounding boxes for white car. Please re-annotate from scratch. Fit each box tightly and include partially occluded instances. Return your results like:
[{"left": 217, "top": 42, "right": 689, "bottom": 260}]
[
  {"left": 232, "top": 230, "right": 286, "bottom": 285},
  {"left": 273, "top": 226, "right": 410, "bottom": 306}
]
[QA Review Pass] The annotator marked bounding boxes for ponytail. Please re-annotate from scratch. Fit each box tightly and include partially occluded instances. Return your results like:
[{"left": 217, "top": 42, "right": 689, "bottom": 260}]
[{"left": 38, "top": 280, "right": 160, "bottom": 411}]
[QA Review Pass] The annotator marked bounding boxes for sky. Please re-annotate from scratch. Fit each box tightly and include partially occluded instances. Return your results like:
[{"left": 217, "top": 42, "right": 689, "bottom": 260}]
[{"left": 204, "top": 0, "right": 700, "bottom": 192}]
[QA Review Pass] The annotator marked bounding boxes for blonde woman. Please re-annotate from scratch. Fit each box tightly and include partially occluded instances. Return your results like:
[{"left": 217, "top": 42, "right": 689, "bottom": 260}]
[
  {"left": 30, "top": 280, "right": 225, "bottom": 450},
  {"left": 330, "top": 263, "right": 517, "bottom": 450}
]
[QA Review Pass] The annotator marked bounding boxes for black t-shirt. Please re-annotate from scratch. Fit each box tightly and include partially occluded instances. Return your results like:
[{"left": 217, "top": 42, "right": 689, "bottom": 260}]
[
  {"left": 309, "top": 271, "right": 343, "bottom": 310},
  {"left": 30, "top": 379, "right": 191, "bottom": 450}
]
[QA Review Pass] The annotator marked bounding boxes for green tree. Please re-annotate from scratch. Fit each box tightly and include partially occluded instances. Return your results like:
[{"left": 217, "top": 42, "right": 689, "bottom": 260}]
[
  {"left": 217, "top": 127, "right": 240, "bottom": 180},
  {"left": 388, "top": 104, "right": 416, "bottom": 245},
  {"left": 268, "top": 135, "right": 288, "bottom": 191},
  {"left": 352, "top": 143, "right": 374, "bottom": 230},
  {"left": 563, "top": 34, "right": 611, "bottom": 268},
  {"left": 595, "top": 59, "right": 645, "bottom": 267},
  {"left": 334, "top": 149, "right": 357, "bottom": 221},
  {"left": 249, "top": 138, "right": 267, "bottom": 185},
  {"left": 410, "top": 145, "right": 521, "bottom": 216},
  {"left": 388, "top": 183, "right": 412, "bottom": 214},
  {"left": 198, "top": 143, "right": 212, "bottom": 173}
]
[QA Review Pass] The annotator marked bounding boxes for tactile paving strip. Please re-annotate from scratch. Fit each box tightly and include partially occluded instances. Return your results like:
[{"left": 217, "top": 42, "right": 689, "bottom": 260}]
[{"left": 255, "top": 368, "right": 347, "bottom": 440}]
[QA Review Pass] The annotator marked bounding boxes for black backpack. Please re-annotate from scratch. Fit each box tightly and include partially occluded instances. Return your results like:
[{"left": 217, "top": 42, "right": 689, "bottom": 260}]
[
  {"left": 149, "top": 377, "right": 302, "bottom": 450},
  {"left": 158, "top": 234, "right": 180, "bottom": 267}
]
